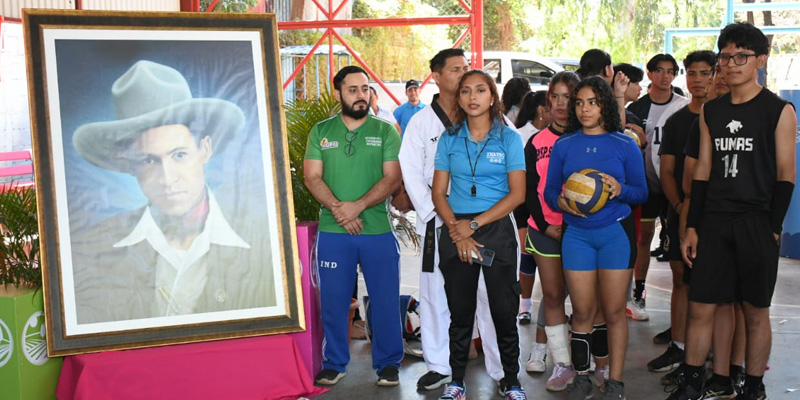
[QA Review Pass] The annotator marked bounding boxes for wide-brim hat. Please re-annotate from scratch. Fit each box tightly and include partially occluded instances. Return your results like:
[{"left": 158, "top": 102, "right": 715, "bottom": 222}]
[{"left": 73, "top": 60, "right": 245, "bottom": 173}]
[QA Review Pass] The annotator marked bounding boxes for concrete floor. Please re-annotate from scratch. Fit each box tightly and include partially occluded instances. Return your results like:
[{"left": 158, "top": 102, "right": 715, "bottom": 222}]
[{"left": 313, "top": 231, "right": 800, "bottom": 400}]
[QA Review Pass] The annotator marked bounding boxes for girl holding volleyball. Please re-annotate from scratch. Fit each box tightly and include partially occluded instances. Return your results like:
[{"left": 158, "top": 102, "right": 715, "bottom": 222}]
[{"left": 544, "top": 76, "right": 647, "bottom": 400}]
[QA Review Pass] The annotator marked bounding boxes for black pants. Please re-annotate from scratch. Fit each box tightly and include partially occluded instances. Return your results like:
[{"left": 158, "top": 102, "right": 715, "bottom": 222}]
[{"left": 439, "top": 213, "right": 521, "bottom": 382}]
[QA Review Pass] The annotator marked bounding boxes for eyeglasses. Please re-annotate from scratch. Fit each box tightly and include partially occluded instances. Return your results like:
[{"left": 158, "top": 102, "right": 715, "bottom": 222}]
[
  {"left": 717, "top": 52, "right": 757, "bottom": 66},
  {"left": 344, "top": 131, "right": 358, "bottom": 157}
]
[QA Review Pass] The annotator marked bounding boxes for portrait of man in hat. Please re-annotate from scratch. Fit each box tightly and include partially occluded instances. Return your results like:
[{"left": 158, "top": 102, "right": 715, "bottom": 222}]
[{"left": 67, "top": 59, "right": 277, "bottom": 324}]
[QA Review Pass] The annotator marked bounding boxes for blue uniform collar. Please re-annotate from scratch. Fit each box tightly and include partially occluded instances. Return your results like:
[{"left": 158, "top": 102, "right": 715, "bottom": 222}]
[{"left": 455, "top": 118, "right": 504, "bottom": 141}]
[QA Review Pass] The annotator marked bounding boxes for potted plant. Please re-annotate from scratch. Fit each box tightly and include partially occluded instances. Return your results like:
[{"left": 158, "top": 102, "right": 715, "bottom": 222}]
[{"left": 0, "top": 184, "right": 62, "bottom": 400}]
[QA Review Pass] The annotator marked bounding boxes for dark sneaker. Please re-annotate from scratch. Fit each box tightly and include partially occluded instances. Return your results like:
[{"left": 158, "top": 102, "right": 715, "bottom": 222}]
[
  {"left": 503, "top": 386, "right": 528, "bottom": 400},
  {"left": 601, "top": 379, "right": 625, "bottom": 399},
  {"left": 741, "top": 383, "right": 767, "bottom": 400},
  {"left": 651, "top": 247, "right": 664, "bottom": 257},
  {"left": 703, "top": 376, "right": 736, "bottom": 399},
  {"left": 648, "top": 342, "right": 684, "bottom": 372},
  {"left": 377, "top": 366, "right": 399, "bottom": 386},
  {"left": 730, "top": 365, "right": 745, "bottom": 396},
  {"left": 657, "top": 253, "right": 669, "bottom": 262},
  {"left": 518, "top": 311, "right": 532, "bottom": 325},
  {"left": 566, "top": 375, "right": 593, "bottom": 400},
  {"left": 662, "top": 365, "right": 684, "bottom": 387},
  {"left": 665, "top": 383, "right": 703, "bottom": 400},
  {"left": 315, "top": 368, "right": 346, "bottom": 385},
  {"left": 653, "top": 327, "right": 672, "bottom": 344},
  {"left": 417, "top": 371, "right": 452, "bottom": 391},
  {"left": 438, "top": 382, "right": 467, "bottom": 400}
]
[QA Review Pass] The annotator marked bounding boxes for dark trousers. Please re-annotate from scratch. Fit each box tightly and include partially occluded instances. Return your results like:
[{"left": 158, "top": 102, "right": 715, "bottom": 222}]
[{"left": 439, "top": 214, "right": 521, "bottom": 382}]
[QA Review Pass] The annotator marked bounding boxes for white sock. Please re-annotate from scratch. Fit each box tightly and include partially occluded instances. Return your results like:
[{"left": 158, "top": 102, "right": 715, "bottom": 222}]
[
  {"left": 545, "top": 324, "right": 571, "bottom": 365},
  {"left": 673, "top": 341, "right": 685, "bottom": 350},
  {"left": 520, "top": 297, "right": 533, "bottom": 313}
]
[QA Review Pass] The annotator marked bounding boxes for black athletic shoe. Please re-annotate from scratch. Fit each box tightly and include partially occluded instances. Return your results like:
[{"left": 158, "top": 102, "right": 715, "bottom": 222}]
[
  {"left": 518, "top": 311, "right": 532, "bottom": 325},
  {"left": 657, "top": 253, "right": 669, "bottom": 262},
  {"left": 730, "top": 365, "right": 745, "bottom": 396},
  {"left": 741, "top": 383, "right": 767, "bottom": 400},
  {"left": 653, "top": 327, "right": 672, "bottom": 345},
  {"left": 662, "top": 365, "right": 684, "bottom": 386},
  {"left": 651, "top": 247, "right": 665, "bottom": 257},
  {"left": 703, "top": 376, "right": 736, "bottom": 399},
  {"left": 665, "top": 383, "right": 703, "bottom": 400},
  {"left": 315, "top": 369, "right": 346, "bottom": 386},
  {"left": 648, "top": 342, "right": 684, "bottom": 372},
  {"left": 377, "top": 366, "right": 399, "bottom": 386},
  {"left": 417, "top": 371, "right": 452, "bottom": 391}
]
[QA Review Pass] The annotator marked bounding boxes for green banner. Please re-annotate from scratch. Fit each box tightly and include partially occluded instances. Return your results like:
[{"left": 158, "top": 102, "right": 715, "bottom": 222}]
[{"left": 0, "top": 287, "right": 62, "bottom": 400}]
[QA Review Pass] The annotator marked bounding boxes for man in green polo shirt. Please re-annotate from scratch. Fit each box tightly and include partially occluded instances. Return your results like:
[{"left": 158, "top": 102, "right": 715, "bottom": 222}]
[{"left": 304, "top": 65, "right": 403, "bottom": 388}]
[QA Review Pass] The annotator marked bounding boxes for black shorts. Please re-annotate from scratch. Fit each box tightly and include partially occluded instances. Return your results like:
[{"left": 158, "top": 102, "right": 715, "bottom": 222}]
[
  {"left": 525, "top": 226, "right": 561, "bottom": 257},
  {"left": 641, "top": 192, "right": 665, "bottom": 221},
  {"left": 689, "top": 213, "right": 779, "bottom": 308}
]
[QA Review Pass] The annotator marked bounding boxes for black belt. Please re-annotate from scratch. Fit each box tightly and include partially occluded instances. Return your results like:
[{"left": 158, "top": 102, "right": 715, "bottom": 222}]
[{"left": 422, "top": 218, "right": 436, "bottom": 272}]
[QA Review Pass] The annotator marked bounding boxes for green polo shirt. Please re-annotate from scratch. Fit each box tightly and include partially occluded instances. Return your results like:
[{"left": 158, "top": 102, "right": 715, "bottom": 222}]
[{"left": 304, "top": 113, "right": 400, "bottom": 234}]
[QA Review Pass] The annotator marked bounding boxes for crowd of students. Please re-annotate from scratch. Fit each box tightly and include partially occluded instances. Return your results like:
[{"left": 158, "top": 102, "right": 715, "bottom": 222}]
[{"left": 307, "top": 21, "right": 796, "bottom": 400}]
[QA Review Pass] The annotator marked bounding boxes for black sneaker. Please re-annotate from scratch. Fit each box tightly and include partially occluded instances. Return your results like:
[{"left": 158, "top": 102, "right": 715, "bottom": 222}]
[
  {"left": 377, "top": 366, "right": 399, "bottom": 386},
  {"left": 498, "top": 377, "right": 522, "bottom": 396},
  {"left": 601, "top": 379, "right": 625, "bottom": 399},
  {"left": 649, "top": 342, "right": 684, "bottom": 372},
  {"left": 730, "top": 365, "right": 745, "bottom": 396},
  {"left": 653, "top": 327, "right": 672, "bottom": 345},
  {"left": 665, "top": 383, "right": 703, "bottom": 400},
  {"left": 417, "top": 371, "right": 452, "bottom": 391},
  {"left": 741, "top": 383, "right": 767, "bottom": 400},
  {"left": 315, "top": 368, "right": 346, "bottom": 385},
  {"left": 518, "top": 311, "right": 532, "bottom": 325},
  {"left": 566, "top": 375, "right": 593, "bottom": 400},
  {"left": 657, "top": 253, "right": 669, "bottom": 262},
  {"left": 662, "top": 365, "right": 684, "bottom": 386},
  {"left": 703, "top": 376, "right": 736, "bottom": 399}
]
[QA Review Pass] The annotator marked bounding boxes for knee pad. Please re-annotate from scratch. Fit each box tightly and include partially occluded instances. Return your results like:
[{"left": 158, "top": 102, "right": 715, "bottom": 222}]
[
  {"left": 570, "top": 331, "right": 592, "bottom": 372},
  {"left": 519, "top": 253, "right": 536, "bottom": 275},
  {"left": 591, "top": 323, "right": 608, "bottom": 358}
]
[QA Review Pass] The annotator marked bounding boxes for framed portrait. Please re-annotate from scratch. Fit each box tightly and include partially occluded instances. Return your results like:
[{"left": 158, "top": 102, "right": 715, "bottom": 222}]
[{"left": 23, "top": 10, "right": 304, "bottom": 356}]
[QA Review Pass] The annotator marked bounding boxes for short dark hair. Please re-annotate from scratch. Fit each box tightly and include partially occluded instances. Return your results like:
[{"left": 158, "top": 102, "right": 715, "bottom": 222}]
[
  {"left": 613, "top": 63, "right": 644, "bottom": 83},
  {"left": 717, "top": 22, "right": 770, "bottom": 56},
  {"left": 430, "top": 48, "right": 467, "bottom": 73},
  {"left": 501, "top": 77, "right": 531, "bottom": 114},
  {"left": 683, "top": 50, "right": 717, "bottom": 69},
  {"left": 576, "top": 49, "right": 612, "bottom": 79},
  {"left": 333, "top": 66, "right": 367, "bottom": 91},
  {"left": 646, "top": 54, "right": 679, "bottom": 73},
  {"left": 567, "top": 76, "right": 622, "bottom": 134},
  {"left": 515, "top": 90, "right": 547, "bottom": 128}
]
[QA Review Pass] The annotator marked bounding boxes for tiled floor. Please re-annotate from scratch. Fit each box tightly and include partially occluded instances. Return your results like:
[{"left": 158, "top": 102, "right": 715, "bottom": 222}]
[{"left": 313, "top": 239, "right": 800, "bottom": 400}]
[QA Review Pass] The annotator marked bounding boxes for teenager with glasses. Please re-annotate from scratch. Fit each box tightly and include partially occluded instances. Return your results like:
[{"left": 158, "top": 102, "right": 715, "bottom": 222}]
[
  {"left": 669, "top": 22, "right": 797, "bottom": 400},
  {"left": 432, "top": 69, "right": 527, "bottom": 400},
  {"left": 544, "top": 76, "right": 648, "bottom": 400}
]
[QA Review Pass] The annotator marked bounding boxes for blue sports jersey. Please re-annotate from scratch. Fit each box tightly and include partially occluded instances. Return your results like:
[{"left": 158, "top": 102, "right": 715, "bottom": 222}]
[{"left": 544, "top": 130, "right": 648, "bottom": 229}]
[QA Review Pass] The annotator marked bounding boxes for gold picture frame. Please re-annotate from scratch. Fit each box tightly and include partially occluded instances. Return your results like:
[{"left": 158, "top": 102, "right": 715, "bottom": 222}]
[{"left": 23, "top": 9, "right": 303, "bottom": 356}]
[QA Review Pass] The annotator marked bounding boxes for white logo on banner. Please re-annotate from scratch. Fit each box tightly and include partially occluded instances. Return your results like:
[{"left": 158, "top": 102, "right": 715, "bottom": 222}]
[
  {"left": 22, "top": 312, "right": 48, "bottom": 366},
  {"left": 0, "top": 318, "right": 13, "bottom": 368}
]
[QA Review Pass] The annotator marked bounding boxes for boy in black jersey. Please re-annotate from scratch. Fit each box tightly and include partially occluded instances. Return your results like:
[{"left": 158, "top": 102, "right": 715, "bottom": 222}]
[{"left": 669, "top": 22, "right": 797, "bottom": 400}]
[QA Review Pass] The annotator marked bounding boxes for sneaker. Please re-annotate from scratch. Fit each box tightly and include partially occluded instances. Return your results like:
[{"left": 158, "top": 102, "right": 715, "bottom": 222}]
[
  {"left": 661, "top": 365, "right": 684, "bottom": 387},
  {"left": 503, "top": 386, "right": 528, "bottom": 400},
  {"left": 417, "top": 371, "right": 452, "bottom": 391},
  {"left": 665, "top": 383, "right": 703, "bottom": 400},
  {"left": 657, "top": 253, "right": 669, "bottom": 262},
  {"left": 730, "top": 365, "right": 745, "bottom": 396},
  {"left": 438, "top": 382, "right": 467, "bottom": 400},
  {"left": 651, "top": 247, "right": 665, "bottom": 257},
  {"left": 648, "top": 342, "right": 684, "bottom": 372},
  {"left": 315, "top": 368, "right": 346, "bottom": 385},
  {"left": 741, "top": 383, "right": 767, "bottom": 400},
  {"left": 525, "top": 343, "right": 547, "bottom": 373},
  {"left": 592, "top": 365, "right": 609, "bottom": 388},
  {"left": 546, "top": 363, "right": 576, "bottom": 391},
  {"left": 566, "top": 375, "right": 593, "bottom": 400},
  {"left": 518, "top": 311, "right": 532, "bottom": 325},
  {"left": 601, "top": 379, "right": 625, "bottom": 399},
  {"left": 626, "top": 299, "right": 649, "bottom": 321},
  {"left": 653, "top": 327, "right": 672, "bottom": 344},
  {"left": 377, "top": 366, "right": 399, "bottom": 386},
  {"left": 703, "top": 376, "right": 736, "bottom": 399}
]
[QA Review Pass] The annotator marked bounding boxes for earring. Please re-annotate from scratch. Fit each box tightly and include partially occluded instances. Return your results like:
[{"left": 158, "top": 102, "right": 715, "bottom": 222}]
[{"left": 490, "top": 102, "right": 494, "bottom": 106}]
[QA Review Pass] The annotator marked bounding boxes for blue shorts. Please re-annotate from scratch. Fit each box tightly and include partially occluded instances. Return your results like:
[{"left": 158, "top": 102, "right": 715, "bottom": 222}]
[{"left": 561, "top": 215, "right": 636, "bottom": 271}]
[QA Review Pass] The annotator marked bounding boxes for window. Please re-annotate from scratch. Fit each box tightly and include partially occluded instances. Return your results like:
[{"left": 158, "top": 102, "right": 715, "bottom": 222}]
[
  {"left": 511, "top": 59, "right": 555, "bottom": 85},
  {"left": 484, "top": 59, "right": 501, "bottom": 83}
]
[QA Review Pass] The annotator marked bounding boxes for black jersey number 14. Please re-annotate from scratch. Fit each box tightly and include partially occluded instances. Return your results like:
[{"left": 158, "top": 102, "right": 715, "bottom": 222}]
[{"left": 722, "top": 154, "right": 739, "bottom": 178}]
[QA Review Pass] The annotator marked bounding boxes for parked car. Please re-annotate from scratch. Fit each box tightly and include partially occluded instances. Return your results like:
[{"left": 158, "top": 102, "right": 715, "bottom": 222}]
[
  {"left": 549, "top": 58, "right": 581, "bottom": 72},
  {"left": 482, "top": 51, "right": 564, "bottom": 92}
]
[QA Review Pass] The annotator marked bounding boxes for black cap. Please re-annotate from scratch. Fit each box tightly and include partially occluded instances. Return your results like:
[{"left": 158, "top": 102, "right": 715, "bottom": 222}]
[{"left": 405, "top": 79, "right": 420, "bottom": 90}]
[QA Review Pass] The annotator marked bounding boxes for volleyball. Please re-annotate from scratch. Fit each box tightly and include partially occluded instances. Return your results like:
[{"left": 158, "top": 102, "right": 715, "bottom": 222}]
[
  {"left": 623, "top": 129, "right": 642, "bottom": 147},
  {"left": 564, "top": 168, "right": 610, "bottom": 214}
]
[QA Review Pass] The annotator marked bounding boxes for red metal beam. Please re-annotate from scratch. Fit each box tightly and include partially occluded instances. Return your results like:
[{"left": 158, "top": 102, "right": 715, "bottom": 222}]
[
  {"left": 180, "top": 0, "right": 200, "bottom": 12},
  {"left": 278, "top": 16, "right": 470, "bottom": 30},
  {"left": 206, "top": 0, "right": 220, "bottom": 12},
  {"left": 310, "top": 0, "right": 331, "bottom": 19},
  {"left": 331, "top": 0, "right": 349, "bottom": 19},
  {"left": 419, "top": 27, "right": 471, "bottom": 90},
  {"left": 330, "top": 29, "right": 402, "bottom": 105},
  {"left": 282, "top": 31, "right": 330, "bottom": 90},
  {"left": 471, "top": 0, "right": 483, "bottom": 69},
  {"left": 457, "top": 0, "right": 471, "bottom": 12}
]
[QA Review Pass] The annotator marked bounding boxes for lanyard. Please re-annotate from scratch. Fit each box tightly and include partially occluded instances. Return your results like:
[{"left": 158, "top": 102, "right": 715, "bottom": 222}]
[{"left": 464, "top": 137, "right": 491, "bottom": 197}]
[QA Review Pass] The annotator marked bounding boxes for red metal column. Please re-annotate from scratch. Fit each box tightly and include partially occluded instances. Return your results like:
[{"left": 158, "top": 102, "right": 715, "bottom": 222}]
[{"left": 472, "top": 0, "right": 483, "bottom": 69}]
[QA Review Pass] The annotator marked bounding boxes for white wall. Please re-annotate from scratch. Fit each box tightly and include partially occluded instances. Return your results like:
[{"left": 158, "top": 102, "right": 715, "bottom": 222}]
[{"left": 0, "top": 21, "right": 31, "bottom": 153}]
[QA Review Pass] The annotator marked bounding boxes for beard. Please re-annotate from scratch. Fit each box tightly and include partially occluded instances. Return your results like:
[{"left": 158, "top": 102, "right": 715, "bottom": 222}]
[{"left": 341, "top": 99, "right": 369, "bottom": 119}]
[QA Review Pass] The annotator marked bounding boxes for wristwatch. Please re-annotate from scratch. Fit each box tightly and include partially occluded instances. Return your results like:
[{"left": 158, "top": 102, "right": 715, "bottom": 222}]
[{"left": 469, "top": 220, "right": 479, "bottom": 230}]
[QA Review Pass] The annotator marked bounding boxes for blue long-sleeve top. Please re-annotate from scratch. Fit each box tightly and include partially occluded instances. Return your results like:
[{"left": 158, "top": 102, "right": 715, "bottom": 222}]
[{"left": 544, "top": 130, "right": 648, "bottom": 229}]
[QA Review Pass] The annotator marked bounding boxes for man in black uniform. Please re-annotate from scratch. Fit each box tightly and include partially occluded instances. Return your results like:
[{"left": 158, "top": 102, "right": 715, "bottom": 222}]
[
  {"left": 670, "top": 22, "right": 797, "bottom": 400},
  {"left": 647, "top": 49, "right": 715, "bottom": 379}
]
